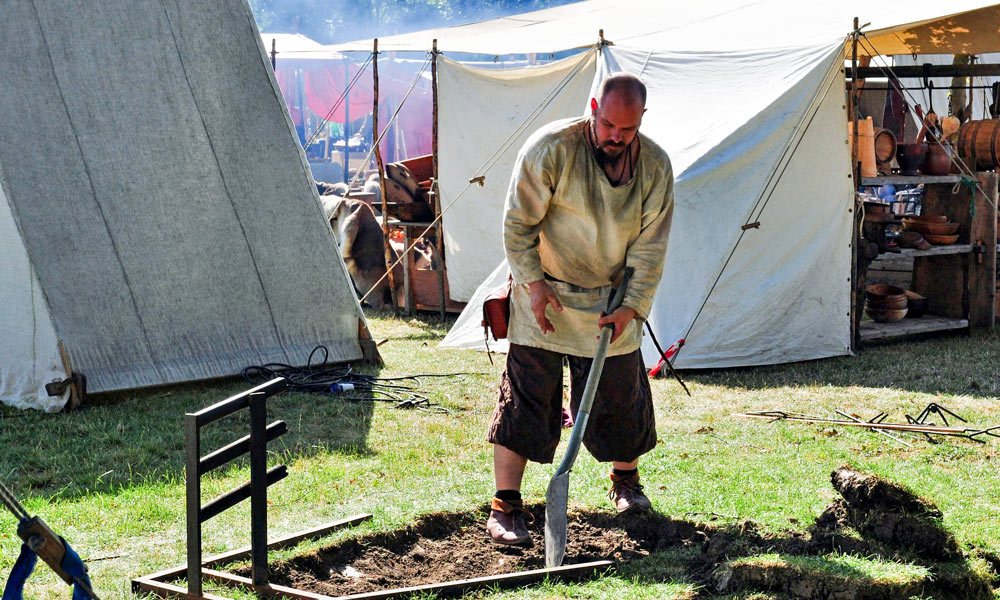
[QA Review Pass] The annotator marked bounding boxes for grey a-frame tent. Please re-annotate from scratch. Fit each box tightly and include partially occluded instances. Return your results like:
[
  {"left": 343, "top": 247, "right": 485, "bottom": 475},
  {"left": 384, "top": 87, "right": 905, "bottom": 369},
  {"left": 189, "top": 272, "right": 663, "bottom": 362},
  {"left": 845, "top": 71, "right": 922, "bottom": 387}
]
[{"left": 0, "top": 0, "right": 372, "bottom": 411}]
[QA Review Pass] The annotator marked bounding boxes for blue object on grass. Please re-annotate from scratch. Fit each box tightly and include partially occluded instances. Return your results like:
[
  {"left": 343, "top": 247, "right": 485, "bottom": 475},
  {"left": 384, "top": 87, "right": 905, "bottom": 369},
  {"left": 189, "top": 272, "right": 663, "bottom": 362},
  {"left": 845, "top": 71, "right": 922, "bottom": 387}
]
[{"left": 3, "top": 538, "right": 95, "bottom": 600}]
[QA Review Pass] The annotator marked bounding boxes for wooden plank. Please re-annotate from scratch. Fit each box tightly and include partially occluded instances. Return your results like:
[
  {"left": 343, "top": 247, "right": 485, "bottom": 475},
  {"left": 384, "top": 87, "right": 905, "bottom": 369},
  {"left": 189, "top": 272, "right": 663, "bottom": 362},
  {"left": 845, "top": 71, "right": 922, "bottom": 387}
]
[
  {"left": 869, "top": 256, "right": 913, "bottom": 271},
  {"left": 134, "top": 515, "right": 373, "bottom": 583},
  {"left": 848, "top": 64, "right": 1000, "bottom": 79},
  {"left": 57, "top": 340, "right": 83, "bottom": 410},
  {"left": 198, "top": 515, "right": 374, "bottom": 569},
  {"left": 881, "top": 244, "right": 972, "bottom": 258},
  {"left": 968, "top": 173, "right": 997, "bottom": 328},
  {"left": 132, "top": 576, "right": 233, "bottom": 600},
  {"left": 202, "top": 560, "right": 614, "bottom": 600},
  {"left": 861, "top": 175, "right": 963, "bottom": 186},
  {"left": 859, "top": 316, "right": 968, "bottom": 341},
  {"left": 203, "top": 570, "right": 334, "bottom": 600}
]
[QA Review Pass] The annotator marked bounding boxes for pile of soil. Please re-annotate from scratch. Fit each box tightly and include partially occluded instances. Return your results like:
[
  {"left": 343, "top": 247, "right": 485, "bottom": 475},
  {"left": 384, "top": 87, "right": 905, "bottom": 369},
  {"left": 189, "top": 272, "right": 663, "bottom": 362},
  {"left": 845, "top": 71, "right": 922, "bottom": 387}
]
[
  {"left": 820, "top": 467, "right": 960, "bottom": 560},
  {"left": 225, "top": 467, "right": 996, "bottom": 599}
]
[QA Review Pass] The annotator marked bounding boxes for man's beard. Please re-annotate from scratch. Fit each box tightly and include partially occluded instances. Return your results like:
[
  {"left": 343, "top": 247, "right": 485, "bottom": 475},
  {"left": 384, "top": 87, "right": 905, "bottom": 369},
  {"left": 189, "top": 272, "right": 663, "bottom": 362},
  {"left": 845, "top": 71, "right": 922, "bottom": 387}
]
[{"left": 595, "top": 141, "right": 627, "bottom": 164}]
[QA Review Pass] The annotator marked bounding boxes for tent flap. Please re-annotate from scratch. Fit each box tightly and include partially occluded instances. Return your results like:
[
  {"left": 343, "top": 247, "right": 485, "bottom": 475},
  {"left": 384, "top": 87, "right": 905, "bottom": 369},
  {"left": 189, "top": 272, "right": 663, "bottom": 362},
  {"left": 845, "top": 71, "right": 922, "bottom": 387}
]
[{"left": 439, "top": 50, "right": 598, "bottom": 302}]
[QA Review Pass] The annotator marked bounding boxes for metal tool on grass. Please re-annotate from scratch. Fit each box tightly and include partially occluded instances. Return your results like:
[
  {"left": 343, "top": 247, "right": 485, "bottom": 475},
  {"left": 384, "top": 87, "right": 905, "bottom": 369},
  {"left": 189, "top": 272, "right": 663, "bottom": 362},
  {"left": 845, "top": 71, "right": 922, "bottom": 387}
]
[
  {"left": 545, "top": 267, "right": 633, "bottom": 569},
  {"left": 737, "top": 410, "right": 1000, "bottom": 443},
  {"left": 1, "top": 480, "right": 100, "bottom": 600}
]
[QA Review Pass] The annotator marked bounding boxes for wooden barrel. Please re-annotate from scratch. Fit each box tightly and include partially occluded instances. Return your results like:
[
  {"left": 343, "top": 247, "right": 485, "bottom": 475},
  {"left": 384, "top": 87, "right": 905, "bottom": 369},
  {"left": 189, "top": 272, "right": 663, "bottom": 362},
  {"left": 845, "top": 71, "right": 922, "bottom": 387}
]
[
  {"left": 957, "top": 119, "right": 1000, "bottom": 170},
  {"left": 873, "top": 128, "right": 897, "bottom": 165}
]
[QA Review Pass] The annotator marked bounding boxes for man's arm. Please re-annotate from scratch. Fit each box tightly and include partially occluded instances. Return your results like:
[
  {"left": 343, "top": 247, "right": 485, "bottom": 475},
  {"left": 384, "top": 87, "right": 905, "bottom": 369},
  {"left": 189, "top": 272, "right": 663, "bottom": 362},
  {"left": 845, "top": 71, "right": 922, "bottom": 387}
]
[
  {"left": 621, "top": 159, "right": 675, "bottom": 321},
  {"left": 503, "top": 147, "right": 552, "bottom": 285},
  {"left": 504, "top": 143, "right": 563, "bottom": 333}
]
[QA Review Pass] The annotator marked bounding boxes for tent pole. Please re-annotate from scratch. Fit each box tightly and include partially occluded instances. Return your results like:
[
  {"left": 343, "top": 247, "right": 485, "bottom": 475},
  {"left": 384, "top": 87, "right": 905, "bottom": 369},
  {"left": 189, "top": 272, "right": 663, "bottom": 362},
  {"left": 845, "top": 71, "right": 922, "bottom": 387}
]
[
  {"left": 344, "top": 55, "right": 351, "bottom": 183},
  {"left": 432, "top": 38, "right": 446, "bottom": 319},
  {"left": 270, "top": 38, "right": 277, "bottom": 70},
  {"left": 374, "top": 39, "right": 399, "bottom": 313},
  {"left": 850, "top": 17, "right": 860, "bottom": 352}
]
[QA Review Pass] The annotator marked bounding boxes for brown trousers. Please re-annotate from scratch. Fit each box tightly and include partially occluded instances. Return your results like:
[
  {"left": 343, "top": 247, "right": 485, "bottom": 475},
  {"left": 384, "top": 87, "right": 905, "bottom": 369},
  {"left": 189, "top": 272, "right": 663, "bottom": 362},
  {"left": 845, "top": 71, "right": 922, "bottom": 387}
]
[{"left": 486, "top": 343, "right": 656, "bottom": 464}]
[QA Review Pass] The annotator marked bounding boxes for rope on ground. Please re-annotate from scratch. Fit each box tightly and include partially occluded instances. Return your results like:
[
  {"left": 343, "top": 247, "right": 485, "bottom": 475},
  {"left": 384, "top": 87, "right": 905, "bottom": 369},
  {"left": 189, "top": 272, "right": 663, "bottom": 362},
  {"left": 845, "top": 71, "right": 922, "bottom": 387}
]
[{"left": 241, "top": 345, "right": 479, "bottom": 413}]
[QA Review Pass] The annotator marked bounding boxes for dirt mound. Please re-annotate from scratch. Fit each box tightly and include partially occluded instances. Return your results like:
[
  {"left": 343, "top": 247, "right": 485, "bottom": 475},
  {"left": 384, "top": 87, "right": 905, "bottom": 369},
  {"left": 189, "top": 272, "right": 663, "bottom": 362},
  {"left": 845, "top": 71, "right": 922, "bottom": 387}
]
[
  {"left": 716, "top": 559, "right": 921, "bottom": 600},
  {"left": 820, "top": 467, "right": 960, "bottom": 561},
  {"left": 830, "top": 466, "right": 942, "bottom": 519}
]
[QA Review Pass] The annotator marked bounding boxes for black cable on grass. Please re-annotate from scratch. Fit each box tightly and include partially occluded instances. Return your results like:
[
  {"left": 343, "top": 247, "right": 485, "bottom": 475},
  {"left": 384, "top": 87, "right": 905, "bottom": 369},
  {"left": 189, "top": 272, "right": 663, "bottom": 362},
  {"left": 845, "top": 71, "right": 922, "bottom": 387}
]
[{"left": 241, "top": 345, "right": 477, "bottom": 412}]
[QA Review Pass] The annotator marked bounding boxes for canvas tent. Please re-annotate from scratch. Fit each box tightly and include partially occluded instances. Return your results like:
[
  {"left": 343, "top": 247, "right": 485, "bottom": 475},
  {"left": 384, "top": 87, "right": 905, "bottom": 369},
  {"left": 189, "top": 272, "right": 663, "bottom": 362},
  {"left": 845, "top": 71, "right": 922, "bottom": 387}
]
[
  {"left": 1, "top": 0, "right": 370, "bottom": 411},
  {"left": 333, "top": 0, "right": 1000, "bottom": 369}
]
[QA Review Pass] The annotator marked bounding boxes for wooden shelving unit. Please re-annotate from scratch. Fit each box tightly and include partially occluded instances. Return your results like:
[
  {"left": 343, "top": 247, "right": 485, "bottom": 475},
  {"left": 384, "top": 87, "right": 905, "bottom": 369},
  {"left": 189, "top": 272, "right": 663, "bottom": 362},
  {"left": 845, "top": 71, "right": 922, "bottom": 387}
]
[
  {"left": 859, "top": 316, "right": 970, "bottom": 341},
  {"left": 855, "top": 173, "right": 998, "bottom": 346}
]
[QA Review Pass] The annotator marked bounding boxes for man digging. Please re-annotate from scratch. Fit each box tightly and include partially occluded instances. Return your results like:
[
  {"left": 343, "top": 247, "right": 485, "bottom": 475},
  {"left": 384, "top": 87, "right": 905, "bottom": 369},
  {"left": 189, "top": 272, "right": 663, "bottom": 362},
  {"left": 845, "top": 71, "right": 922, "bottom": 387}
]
[{"left": 486, "top": 73, "right": 674, "bottom": 545}]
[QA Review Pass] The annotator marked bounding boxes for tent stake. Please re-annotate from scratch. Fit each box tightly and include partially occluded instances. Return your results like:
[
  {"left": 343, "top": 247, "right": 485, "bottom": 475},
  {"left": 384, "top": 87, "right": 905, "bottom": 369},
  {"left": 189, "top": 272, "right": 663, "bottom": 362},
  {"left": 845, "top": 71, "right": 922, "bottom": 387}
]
[{"left": 373, "top": 39, "right": 399, "bottom": 313}]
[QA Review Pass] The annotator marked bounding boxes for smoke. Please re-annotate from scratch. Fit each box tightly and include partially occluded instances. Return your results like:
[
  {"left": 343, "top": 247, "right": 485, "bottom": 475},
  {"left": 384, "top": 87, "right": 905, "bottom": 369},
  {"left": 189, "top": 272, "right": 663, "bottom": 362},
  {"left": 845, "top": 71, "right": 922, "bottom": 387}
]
[{"left": 249, "top": 0, "right": 578, "bottom": 45}]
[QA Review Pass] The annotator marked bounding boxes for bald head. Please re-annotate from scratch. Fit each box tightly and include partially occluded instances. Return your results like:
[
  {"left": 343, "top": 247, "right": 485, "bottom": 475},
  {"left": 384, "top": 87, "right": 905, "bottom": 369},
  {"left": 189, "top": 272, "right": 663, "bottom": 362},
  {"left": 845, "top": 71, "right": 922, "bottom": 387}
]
[
  {"left": 597, "top": 73, "right": 646, "bottom": 108},
  {"left": 590, "top": 73, "right": 646, "bottom": 160}
]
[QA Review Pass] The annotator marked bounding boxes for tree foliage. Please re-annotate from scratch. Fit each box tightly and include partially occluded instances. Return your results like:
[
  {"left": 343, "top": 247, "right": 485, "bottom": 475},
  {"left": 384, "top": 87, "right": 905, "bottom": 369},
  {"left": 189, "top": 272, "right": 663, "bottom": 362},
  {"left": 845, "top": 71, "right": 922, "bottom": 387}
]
[{"left": 249, "top": 0, "right": 573, "bottom": 44}]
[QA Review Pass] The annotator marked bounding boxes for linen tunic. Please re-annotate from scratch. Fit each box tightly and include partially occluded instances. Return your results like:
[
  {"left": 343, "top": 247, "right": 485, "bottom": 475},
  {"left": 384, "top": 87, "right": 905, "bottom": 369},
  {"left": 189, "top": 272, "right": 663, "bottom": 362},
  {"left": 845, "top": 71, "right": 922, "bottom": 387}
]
[{"left": 503, "top": 116, "right": 674, "bottom": 357}]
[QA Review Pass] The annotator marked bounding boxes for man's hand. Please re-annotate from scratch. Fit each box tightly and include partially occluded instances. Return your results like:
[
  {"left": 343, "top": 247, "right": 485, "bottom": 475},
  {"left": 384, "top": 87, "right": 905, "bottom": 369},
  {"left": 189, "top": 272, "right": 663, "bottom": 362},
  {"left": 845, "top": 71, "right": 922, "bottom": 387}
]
[
  {"left": 528, "top": 280, "right": 562, "bottom": 334},
  {"left": 598, "top": 306, "right": 637, "bottom": 343}
]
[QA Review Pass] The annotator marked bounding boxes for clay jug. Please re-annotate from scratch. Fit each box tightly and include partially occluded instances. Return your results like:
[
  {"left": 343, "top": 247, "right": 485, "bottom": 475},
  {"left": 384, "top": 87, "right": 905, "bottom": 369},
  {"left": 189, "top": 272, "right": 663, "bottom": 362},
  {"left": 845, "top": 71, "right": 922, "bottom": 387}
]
[{"left": 921, "top": 141, "right": 952, "bottom": 176}]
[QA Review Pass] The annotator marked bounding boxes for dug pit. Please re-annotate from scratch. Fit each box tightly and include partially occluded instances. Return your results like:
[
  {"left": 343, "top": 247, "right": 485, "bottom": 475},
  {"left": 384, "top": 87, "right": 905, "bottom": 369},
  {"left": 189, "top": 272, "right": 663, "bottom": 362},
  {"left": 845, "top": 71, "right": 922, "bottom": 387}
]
[{"left": 225, "top": 467, "right": 996, "bottom": 599}]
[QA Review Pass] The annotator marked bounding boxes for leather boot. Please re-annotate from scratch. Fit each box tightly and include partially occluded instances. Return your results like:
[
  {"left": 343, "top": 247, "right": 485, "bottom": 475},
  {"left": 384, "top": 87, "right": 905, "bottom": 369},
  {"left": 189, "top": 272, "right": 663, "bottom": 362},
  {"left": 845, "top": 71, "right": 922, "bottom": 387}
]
[{"left": 486, "top": 497, "right": 533, "bottom": 545}]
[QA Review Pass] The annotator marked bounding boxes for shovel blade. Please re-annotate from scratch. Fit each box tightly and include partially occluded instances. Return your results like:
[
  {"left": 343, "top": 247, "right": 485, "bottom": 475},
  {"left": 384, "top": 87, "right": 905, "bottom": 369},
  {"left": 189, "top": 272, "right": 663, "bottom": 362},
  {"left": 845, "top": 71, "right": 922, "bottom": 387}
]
[{"left": 544, "top": 471, "right": 570, "bottom": 568}]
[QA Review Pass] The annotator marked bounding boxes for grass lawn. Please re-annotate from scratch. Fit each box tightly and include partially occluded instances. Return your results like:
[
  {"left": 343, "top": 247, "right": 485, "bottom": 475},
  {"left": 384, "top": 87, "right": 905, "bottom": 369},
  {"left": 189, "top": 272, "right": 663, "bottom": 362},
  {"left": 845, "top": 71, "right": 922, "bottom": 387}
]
[{"left": 1, "top": 310, "right": 999, "bottom": 599}]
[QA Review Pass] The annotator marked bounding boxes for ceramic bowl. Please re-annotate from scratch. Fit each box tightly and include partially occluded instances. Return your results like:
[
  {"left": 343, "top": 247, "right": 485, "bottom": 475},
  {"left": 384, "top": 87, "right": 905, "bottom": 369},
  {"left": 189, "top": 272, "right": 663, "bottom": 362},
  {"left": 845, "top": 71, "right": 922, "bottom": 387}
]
[
  {"left": 865, "top": 306, "right": 908, "bottom": 323},
  {"left": 923, "top": 233, "right": 960, "bottom": 245},
  {"left": 905, "top": 290, "right": 927, "bottom": 318},
  {"left": 896, "top": 143, "right": 927, "bottom": 175},
  {"left": 865, "top": 284, "right": 907, "bottom": 301},
  {"left": 867, "top": 295, "right": 908, "bottom": 310},
  {"left": 904, "top": 221, "right": 960, "bottom": 235},
  {"left": 907, "top": 214, "right": 948, "bottom": 223}
]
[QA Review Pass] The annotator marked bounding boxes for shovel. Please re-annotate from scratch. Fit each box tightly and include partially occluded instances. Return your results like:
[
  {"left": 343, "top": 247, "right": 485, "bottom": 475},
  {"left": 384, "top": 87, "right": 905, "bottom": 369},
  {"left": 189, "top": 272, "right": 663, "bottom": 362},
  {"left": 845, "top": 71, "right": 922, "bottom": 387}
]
[{"left": 544, "top": 266, "right": 633, "bottom": 568}]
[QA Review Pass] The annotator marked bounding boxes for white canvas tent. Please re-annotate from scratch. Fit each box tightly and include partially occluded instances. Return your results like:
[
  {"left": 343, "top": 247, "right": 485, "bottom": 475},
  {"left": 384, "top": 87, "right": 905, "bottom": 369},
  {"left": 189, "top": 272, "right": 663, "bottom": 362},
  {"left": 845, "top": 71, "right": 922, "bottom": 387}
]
[
  {"left": 0, "top": 0, "right": 369, "bottom": 411},
  {"left": 331, "top": 1, "right": 1000, "bottom": 369}
]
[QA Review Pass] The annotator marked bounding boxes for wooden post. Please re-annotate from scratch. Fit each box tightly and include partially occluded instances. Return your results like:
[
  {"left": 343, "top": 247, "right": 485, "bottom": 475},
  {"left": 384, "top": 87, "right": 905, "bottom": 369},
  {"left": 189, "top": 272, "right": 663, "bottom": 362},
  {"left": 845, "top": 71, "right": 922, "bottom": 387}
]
[
  {"left": 850, "top": 17, "right": 860, "bottom": 351},
  {"left": 249, "top": 393, "right": 269, "bottom": 587},
  {"left": 343, "top": 56, "right": 351, "bottom": 183},
  {"left": 373, "top": 40, "right": 399, "bottom": 313},
  {"left": 432, "top": 39, "right": 446, "bottom": 319},
  {"left": 185, "top": 415, "right": 202, "bottom": 597},
  {"left": 270, "top": 38, "right": 277, "bottom": 70},
  {"left": 968, "top": 174, "right": 997, "bottom": 328}
]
